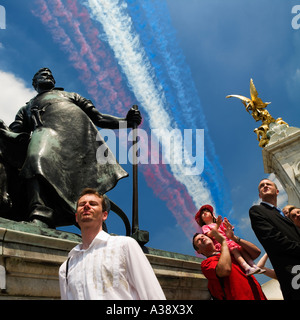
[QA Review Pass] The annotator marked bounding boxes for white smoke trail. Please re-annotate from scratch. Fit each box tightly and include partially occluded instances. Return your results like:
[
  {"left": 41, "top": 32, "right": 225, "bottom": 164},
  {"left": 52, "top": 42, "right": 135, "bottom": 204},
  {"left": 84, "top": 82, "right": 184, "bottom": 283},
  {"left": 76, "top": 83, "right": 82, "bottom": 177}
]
[{"left": 85, "top": 0, "right": 214, "bottom": 208}]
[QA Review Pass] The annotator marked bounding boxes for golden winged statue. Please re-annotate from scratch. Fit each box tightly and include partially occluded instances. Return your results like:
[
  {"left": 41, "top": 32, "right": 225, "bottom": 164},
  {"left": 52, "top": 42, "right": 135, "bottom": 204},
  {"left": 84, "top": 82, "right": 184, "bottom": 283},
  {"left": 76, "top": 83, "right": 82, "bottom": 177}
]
[{"left": 226, "top": 79, "right": 288, "bottom": 147}]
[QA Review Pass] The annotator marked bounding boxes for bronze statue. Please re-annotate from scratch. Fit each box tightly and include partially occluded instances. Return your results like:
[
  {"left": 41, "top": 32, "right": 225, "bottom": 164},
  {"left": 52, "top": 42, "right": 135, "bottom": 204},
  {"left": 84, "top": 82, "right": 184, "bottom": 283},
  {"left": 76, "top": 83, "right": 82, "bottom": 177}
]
[
  {"left": 226, "top": 79, "right": 288, "bottom": 147},
  {"left": 0, "top": 68, "right": 141, "bottom": 228}
]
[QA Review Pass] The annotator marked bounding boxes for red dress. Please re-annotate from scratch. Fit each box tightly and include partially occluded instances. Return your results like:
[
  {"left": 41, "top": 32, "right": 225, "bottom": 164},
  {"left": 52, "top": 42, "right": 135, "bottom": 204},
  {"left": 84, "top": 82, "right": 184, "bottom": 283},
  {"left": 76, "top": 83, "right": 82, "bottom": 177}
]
[
  {"left": 202, "top": 221, "right": 241, "bottom": 252},
  {"left": 201, "top": 254, "right": 267, "bottom": 300}
]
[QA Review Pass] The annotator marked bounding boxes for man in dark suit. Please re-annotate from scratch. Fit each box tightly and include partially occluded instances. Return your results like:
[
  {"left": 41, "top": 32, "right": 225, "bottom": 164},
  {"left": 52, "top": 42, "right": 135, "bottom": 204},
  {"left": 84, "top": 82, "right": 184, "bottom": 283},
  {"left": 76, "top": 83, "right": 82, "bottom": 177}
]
[{"left": 249, "top": 178, "right": 300, "bottom": 300}]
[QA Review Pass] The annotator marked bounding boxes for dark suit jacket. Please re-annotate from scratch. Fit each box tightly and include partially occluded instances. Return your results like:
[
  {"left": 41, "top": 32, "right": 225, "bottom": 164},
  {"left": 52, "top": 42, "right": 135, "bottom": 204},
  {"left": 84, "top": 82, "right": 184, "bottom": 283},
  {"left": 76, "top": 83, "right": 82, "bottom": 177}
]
[{"left": 249, "top": 203, "right": 300, "bottom": 300}]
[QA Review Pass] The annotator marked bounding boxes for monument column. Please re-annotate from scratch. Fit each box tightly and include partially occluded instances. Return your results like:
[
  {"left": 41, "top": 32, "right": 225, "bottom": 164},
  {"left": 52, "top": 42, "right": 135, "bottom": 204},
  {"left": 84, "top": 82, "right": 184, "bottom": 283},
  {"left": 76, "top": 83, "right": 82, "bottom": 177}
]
[
  {"left": 262, "top": 126, "right": 300, "bottom": 207},
  {"left": 227, "top": 79, "right": 300, "bottom": 207}
]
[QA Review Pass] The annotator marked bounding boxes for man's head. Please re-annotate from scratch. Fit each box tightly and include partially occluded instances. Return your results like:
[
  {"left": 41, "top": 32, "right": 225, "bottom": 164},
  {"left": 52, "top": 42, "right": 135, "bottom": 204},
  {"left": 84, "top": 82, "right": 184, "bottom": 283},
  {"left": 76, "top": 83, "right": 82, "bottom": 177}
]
[
  {"left": 282, "top": 205, "right": 294, "bottom": 216},
  {"left": 258, "top": 178, "right": 279, "bottom": 205},
  {"left": 195, "top": 204, "right": 216, "bottom": 227},
  {"left": 192, "top": 232, "right": 215, "bottom": 257},
  {"left": 288, "top": 207, "right": 300, "bottom": 228},
  {"left": 32, "top": 68, "right": 56, "bottom": 93},
  {"left": 75, "top": 188, "right": 109, "bottom": 229}
]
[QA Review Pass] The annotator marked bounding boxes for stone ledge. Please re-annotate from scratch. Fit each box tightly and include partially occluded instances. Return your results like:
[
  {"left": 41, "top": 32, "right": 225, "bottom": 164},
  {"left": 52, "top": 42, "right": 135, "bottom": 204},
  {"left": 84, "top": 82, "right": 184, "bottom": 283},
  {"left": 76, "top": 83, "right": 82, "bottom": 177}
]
[
  {"left": 0, "top": 222, "right": 210, "bottom": 300},
  {"left": 0, "top": 217, "right": 82, "bottom": 242},
  {"left": 146, "top": 253, "right": 209, "bottom": 300}
]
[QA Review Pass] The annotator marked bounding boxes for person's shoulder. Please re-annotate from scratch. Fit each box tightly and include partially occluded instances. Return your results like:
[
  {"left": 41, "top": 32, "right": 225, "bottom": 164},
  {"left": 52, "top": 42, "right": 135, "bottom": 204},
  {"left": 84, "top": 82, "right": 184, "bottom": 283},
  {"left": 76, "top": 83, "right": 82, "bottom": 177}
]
[
  {"left": 109, "top": 234, "right": 138, "bottom": 246},
  {"left": 53, "top": 88, "right": 69, "bottom": 97},
  {"left": 110, "top": 235, "right": 142, "bottom": 254},
  {"left": 201, "top": 254, "right": 219, "bottom": 264},
  {"left": 123, "top": 235, "right": 139, "bottom": 246},
  {"left": 249, "top": 203, "right": 264, "bottom": 212},
  {"left": 200, "top": 257, "right": 209, "bottom": 267},
  {"left": 22, "top": 95, "right": 37, "bottom": 108},
  {"left": 201, "top": 255, "right": 219, "bottom": 272},
  {"left": 249, "top": 203, "right": 270, "bottom": 219},
  {"left": 58, "top": 89, "right": 82, "bottom": 98}
]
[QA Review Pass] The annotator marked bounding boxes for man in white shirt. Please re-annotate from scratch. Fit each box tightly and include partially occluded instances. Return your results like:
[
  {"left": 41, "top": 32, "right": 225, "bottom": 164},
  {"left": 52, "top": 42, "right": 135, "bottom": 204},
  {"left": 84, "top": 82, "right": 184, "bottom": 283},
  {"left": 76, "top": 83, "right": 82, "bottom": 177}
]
[{"left": 59, "top": 188, "right": 165, "bottom": 300}]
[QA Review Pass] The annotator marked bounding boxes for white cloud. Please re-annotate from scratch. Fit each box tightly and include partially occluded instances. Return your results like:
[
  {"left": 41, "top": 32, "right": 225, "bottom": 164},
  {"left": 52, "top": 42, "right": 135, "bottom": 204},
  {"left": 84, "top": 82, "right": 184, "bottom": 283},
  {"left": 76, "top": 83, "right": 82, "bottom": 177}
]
[
  {"left": 237, "top": 216, "right": 252, "bottom": 230},
  {"left": 0, "top": 70, "right": 35, "bottom": 125}
]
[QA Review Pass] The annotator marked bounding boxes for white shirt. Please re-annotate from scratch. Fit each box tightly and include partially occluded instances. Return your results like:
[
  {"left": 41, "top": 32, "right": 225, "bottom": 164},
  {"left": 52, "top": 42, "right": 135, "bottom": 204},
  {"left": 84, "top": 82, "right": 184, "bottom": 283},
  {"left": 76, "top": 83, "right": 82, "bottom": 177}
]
[{"left": 59, "top": 231, "right": 165, "bottom": 300}]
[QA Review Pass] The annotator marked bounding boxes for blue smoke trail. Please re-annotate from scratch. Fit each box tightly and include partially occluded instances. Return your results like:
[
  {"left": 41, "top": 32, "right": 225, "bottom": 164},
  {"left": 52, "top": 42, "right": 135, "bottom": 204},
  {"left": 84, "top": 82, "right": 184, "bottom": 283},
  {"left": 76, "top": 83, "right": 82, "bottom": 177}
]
[
  {"left": 125, "top": 0, "right": 232, "bottom": 216},
  {"left": 84, "top": 0, "right": 219, "bottom": 225}
]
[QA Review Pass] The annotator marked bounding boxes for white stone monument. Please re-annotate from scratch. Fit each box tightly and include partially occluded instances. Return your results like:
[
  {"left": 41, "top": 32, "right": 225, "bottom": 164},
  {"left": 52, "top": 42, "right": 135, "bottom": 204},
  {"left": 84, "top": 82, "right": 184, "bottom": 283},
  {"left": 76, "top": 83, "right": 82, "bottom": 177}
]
[
  {"left": 262, "top": 123, "right": 300, "bottom": 207},
  {"left": 227, "top": 78, "right": 300, "bottom": 207}
]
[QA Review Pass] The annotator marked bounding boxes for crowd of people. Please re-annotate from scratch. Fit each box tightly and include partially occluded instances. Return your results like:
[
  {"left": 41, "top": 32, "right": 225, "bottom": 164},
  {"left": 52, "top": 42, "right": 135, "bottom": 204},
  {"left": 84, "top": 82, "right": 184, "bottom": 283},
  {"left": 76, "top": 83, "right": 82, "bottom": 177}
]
[
  {"left": 193, "top": 178, "right": 300, "bottom": 300},
  {"left": 59, "top": 178, "right": 300, "bottom": 300}
]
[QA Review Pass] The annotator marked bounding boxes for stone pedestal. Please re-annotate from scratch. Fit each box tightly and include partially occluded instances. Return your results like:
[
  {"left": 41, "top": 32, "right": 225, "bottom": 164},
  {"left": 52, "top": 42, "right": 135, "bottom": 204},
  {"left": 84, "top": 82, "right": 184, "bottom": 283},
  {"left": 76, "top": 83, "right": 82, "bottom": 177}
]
[
  {"left": 262, "top": 126, "right": 300, "bottom": 207},
  {"left": 0, "top": 224, "right": 77, "bottom": 299},
  {"left": 261, "top": 279, "right": 283, "bottom": 300},
  {"left": 0, "top": 218, "right": 210, "bottom": 300},
  {"left": 145, "top": 248, "right": 210, "bottom": 300}
]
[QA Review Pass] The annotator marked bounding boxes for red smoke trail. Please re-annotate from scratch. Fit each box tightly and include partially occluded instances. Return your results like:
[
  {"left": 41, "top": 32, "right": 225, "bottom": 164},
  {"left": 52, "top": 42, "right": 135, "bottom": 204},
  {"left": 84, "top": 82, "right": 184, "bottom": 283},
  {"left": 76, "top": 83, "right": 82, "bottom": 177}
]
[
  {"left": 32, "top": 0, "right": 201, "bottom": 239},
  {"left": 143, "top": 162, "right": 200, "bottom": 238},
  {"left": 33, "top": 0, "right": 132, "bottom": 114},
  {"left": 64, "top": 0, "right": 133, "bottom": 113},
  {"left": 32, "top": 1, "right": 95, "bottom": 95},
  {"left": 141, "top": 136, "right": 201, "bottom": 237}
]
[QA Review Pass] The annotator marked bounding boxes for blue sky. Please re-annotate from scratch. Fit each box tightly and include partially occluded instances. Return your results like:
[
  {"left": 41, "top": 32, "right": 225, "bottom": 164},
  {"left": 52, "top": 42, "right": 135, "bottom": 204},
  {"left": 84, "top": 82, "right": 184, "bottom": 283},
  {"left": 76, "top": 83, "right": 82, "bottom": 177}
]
[{"left": 0, "top": 0, "right": 300, "bottom": 284}]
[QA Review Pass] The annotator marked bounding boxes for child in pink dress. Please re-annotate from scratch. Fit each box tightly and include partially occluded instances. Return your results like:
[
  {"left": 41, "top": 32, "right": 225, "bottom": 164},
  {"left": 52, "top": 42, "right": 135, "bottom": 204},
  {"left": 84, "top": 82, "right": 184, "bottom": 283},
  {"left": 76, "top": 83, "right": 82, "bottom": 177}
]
[{"left": 195, "top": 204, "right": 262, "bottom": 276}]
